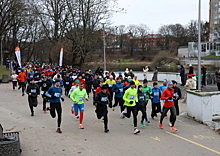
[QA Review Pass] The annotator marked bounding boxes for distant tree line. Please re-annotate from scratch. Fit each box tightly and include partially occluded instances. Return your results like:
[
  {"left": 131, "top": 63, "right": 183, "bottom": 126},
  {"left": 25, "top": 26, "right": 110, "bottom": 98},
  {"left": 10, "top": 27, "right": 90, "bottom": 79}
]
[{"left": 0, "top": 0, "right": 209, "bottom": 66}]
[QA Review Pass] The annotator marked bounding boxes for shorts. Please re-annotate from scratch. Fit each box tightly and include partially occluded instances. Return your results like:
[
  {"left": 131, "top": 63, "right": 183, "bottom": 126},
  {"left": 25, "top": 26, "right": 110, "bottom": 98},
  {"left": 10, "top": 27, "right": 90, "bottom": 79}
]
[{"left": 73, "top": 103, "right": 85, "bottom": 114}]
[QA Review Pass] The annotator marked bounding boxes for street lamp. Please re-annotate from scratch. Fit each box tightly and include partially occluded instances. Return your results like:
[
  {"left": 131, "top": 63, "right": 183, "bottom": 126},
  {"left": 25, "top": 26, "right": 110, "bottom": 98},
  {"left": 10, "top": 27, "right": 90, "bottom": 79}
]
[
  {"left": 198, "top": 0, "right": 201, "bottom": 91},
  {"left": 101, "top": 23, "right": 106, "bottom": 71},
  {"left": 0, "top": 36, "right": 3, "bottom": 65}
]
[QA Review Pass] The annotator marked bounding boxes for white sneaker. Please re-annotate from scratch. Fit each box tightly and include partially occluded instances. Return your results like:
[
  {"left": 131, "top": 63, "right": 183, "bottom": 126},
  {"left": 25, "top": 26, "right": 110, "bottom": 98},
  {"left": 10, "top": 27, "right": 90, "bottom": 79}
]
[
  {"left": 169, "top": 122, "right": 172, "bottom": 127},
  {"left": 134, "top": 129, "right": 140, "bottom": 134},
  {"left": 75, "top": 116, "right": 79, "bottom": 120},
  {"left": 120, "top": 111, "right": 125, "bottom": 119},
  {"left": 100, "top": 116, "right": 104, "bottom": 122}
]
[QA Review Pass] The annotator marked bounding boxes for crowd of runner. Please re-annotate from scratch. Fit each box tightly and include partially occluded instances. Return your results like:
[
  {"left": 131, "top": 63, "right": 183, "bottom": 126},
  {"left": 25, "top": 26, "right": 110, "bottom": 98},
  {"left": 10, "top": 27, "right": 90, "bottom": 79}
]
[{"left": 10, "top": 61, "right": 182, "bottom": 134}]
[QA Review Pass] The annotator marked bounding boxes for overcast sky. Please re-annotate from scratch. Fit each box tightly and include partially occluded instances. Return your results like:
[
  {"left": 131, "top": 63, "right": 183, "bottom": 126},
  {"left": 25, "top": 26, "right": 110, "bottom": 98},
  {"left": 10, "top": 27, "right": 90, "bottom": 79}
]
[{"left": 111, "top": 0, "right": 209, "bottom": 32}]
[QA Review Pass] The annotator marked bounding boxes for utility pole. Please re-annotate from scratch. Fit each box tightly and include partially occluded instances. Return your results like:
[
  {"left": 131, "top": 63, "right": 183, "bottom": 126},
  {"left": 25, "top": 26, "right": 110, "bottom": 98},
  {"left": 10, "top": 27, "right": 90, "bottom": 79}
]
[
  {"left": 198, "top": 0, "right": 201, "bottom": 91},
  {"left": 1, "top": 36, "right": 3, "bottom": 65},
  {"left": 102, "top": 23, "right": 106, "bottom": 71}
]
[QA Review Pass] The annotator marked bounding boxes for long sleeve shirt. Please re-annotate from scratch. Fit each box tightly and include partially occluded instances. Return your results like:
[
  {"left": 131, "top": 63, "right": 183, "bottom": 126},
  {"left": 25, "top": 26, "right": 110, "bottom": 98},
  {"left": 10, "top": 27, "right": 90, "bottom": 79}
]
[
  {"left": 160, "top": 88, "right": 175, "bottom": 107},
  {"left": 70, "top": 88, "right": 88, "bottom": 104},
  {"left": 123, "top": 87, "right": 138, "bottom": 107},
  {"left": 45, "top": 86, "right": 63, "bottom": 103}
]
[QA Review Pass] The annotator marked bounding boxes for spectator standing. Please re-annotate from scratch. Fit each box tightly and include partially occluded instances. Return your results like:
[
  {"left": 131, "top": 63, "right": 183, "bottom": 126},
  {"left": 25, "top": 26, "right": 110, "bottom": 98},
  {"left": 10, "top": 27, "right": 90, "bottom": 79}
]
[
  {"left": 152, "top": 67, "right": 158, "bottom": 82},
  {"left": 143, "top": 66, "right": 149, "bottom": 79},
  {"left": 201, "top": 65, "right": 206, "bottom": 87},
  {"left": 180, "top": 65, "right": 185, "bottom": 86},
  {"left": 215, "top": 69, "right": 220, "bottom": 91}
]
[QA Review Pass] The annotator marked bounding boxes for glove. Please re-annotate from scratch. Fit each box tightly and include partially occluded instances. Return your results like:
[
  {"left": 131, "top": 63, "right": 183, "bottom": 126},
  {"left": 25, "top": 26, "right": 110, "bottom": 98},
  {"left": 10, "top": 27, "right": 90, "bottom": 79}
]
[
  {"left": 129, "top": 101, "right": 133, "bottom": 104},
  {"left": 61, "top": 97, "right": 64, "bottom": 102},
  {"left": 51, "top": 95, "right": 56, "bottom": 99},
  {"left": 168, "top": 97, "right": 173, "bottom": 100}
]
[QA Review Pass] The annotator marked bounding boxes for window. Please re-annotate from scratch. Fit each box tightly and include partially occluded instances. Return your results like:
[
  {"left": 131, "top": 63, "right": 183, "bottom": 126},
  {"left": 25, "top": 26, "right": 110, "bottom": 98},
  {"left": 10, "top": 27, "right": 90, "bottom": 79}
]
[
  {"left": 214, "top": 20, "right": 218, "bottom": 24},
  {"left": 219, "top": 8, "right": 220, "bottom": 12},
  {"left": 215, "top": 2, "right": 218, "bottom": 6},
  {"left": 214, "top": 15, "right": 218, "bottom": 19},
  {"left": 215, "top": 9, "right": 218, "bottom": 12}
]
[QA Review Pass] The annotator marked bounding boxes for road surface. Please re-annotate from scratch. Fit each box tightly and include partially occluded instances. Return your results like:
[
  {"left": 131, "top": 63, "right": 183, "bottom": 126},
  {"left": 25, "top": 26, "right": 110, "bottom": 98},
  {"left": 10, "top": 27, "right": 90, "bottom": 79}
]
[{"left": 0, "top": 83, "right": 220, "bottom": 156}]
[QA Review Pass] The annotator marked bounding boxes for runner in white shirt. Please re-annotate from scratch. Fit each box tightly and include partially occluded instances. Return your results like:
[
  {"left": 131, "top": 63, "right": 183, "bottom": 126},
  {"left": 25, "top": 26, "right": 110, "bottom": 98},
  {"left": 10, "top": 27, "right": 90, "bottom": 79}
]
[{"left": 11, "top": 71, "right": 18, "bottom": 90}]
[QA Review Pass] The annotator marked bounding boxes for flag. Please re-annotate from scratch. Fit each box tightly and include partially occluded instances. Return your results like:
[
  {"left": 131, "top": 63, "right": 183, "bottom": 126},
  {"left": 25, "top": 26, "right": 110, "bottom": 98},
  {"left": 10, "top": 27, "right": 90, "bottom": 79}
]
[
  {"left": 59, "top": 48, "right": 63, "bottom": 67},
  {"left": 15, "top": 47, "right": 21, "bottom": 67}
]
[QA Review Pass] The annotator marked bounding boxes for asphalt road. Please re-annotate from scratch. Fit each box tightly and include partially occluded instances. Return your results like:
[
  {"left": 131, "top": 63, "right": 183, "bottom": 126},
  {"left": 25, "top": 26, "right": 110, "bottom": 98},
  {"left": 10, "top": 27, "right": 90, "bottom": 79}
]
[{"left": 0, "top": 83, "right": 220, "bottom": 156}]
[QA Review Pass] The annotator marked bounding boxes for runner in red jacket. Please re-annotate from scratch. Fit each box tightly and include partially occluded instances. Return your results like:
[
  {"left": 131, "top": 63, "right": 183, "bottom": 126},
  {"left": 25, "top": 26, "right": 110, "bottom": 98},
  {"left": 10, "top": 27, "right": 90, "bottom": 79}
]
[{"left": 159, "top": 81, "right": 177, "bottom": 131}]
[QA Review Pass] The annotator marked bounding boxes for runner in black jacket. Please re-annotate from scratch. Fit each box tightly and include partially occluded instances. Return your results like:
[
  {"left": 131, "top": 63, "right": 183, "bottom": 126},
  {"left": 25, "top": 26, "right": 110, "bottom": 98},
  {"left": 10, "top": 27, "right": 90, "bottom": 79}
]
[
  {"left": 95, "top": 85, "right": 111, "bottom": 133},
  {"left": 26, "top": 79, "right": 40, "bottom": 116},
  {"left": 40, "top": 76, "right": 52, "bottom": 112}
]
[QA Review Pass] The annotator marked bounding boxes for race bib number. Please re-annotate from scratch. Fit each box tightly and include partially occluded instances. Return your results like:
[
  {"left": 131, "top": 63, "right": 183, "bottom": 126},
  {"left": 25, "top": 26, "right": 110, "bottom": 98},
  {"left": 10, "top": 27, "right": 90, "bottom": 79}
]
[
  {"left": 18, "top": 70, "right": 21, "bottom": 73},
  {"left": 30, "top": 75, "right": 33, "bottom": 78},
  {"left": 66, "top": 82, "right": 69, "bottom": 85},
  {"left": 40, "top": 91, "right": 44, "bottom": 95},
  {"left": 79, "top": 97, "right": 84, "bottom": 101},
  {"left": 139, "top": 96, "right": 145, "bottom": 101},
  {"left": 31, "top": 89, "right": 36, "bottom": 93},
  {"left": 108, "top": 84, "right": 113, "bottom": 87},
  {"left": 119, "top": 89, "right": 123, "bottom": 92},
  {"left": 174, "top": 93, "right": 178, "bottom": 97},
  {"left": 37, "top": 75, "right": 39, "bottom": 78},
  {"left": 54, "top": 93, "right": 60, "bottom": 97},
  {"left": 12, "top": 79, "right": 17, "bottom": 81},
  {"left": 168, "top": 97, "right": 173, "bottom": 102},
  {"left": 130, "top": 95, "right": 135, "bottom": 100},
  {"left": 154, "top": 92, "right": 159, "bottom": 96},
  {"left": 94, "top": 89, "right": 96, "bottom": 92},
  {"left": 101, "top": 97, "right": 107, "bottom": 102},
  {"left": 144, "top": 93, "right": 149, "bottom": 98}
]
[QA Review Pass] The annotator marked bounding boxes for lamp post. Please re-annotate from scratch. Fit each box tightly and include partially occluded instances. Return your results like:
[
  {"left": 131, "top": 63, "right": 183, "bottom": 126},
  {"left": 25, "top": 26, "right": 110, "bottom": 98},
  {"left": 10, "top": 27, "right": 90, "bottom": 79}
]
[
  {"left": 198, "top": 0, "right": 201, "bottom": 91},
  {"left": 0, "top": 36, "right": 3, "bottom": 65},
  {"left": 102, "top": 23, "right": 106, "bottom": 71}
]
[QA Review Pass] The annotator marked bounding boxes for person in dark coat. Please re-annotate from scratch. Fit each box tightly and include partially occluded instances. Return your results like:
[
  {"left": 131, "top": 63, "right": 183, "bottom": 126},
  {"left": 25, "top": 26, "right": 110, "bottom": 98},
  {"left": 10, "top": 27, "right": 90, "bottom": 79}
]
[
  {"left": 201, "top": 65, "right": 206, "bottom": 87},
  {"left": 26, "top": 79, "right": 40, "bottom": 116},
  {"left": 180, "top": 65, "right": 185, "bottom": 86},
  {"left": 189, "top": 64, "right": 194, "bottom": 74},
  {"left": 152, "top": 67, "right": 158, "bottom": 81}
]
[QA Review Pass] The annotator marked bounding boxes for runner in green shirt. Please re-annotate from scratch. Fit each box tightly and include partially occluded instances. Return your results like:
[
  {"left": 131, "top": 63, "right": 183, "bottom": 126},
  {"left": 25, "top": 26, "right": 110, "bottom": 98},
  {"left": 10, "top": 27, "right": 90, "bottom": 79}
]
[{"left": 70, "top": 83, "right": 88, "bottom": 129}]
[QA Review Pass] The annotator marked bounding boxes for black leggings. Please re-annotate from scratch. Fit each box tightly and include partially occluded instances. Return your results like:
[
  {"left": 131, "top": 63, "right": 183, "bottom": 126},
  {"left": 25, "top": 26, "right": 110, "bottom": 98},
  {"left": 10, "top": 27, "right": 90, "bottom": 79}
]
[
  {"left": 136, "top": 105, "right": 147, "bottom": 122},
  {"left": 96, "top": 107, "right": 108, "bottom": 129},
  {"left": 50, "top": 102, "right": 62, "bottom": 127},
  {"left": 174, "top": 100, "right": 179, "bottom": 116},
  {"left": 151, "top": 102, "right": 161, "bottom": 117},
  {"left": 160, "top": 106, "right": 176, "bottom": 126},
  {"left": 124, "top": 106, "right": 137, "bottom": 127},
  {"left": 217, "top": 83, "right": 220, "bottom": 91},
  {"left": 113, "top": 97, "right": 124, "bottom": 112},
  {"left": 20, "top": 82, "right": 26, "bottom": 94}
]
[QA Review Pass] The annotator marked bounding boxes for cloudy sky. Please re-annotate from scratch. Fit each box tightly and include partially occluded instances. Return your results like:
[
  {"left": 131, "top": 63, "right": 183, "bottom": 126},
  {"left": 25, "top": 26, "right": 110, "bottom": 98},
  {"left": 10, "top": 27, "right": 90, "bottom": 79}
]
[{"left": 111, "top": 0, "right": 209, "bottom": 32}]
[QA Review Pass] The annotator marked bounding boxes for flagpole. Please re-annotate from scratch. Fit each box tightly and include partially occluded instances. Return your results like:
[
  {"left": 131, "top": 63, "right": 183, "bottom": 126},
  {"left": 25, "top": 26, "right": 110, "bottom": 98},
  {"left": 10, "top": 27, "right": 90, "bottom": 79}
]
[{"left": 198, "top": 0, "right": 201, "bottom": 91}]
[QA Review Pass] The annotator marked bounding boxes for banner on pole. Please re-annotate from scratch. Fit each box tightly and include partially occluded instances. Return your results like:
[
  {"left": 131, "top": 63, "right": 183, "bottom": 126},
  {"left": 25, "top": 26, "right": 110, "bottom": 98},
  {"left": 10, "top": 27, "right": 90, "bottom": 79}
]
[
  {"left": 15, "top": 47, "right": 21, "bottom": 67},
  {"left": 59, "top": 48, "right": 63, "bottom": 67}
]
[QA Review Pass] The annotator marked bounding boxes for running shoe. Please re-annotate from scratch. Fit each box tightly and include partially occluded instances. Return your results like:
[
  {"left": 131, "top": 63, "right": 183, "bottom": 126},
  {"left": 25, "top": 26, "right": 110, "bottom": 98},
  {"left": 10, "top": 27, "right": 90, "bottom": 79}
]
[
  {"left": 159, "top": 123, "right": 164, "bottom": 129},
  {"left": 100, "top": 116, "right": 104, "bottom": 122},
  {"left": 56, "top": 128, "right": 62, "bottom": 133},
  {"left": 141, "top": 122, "right": 146, "bottom": 127},
  {"left": 104, "top": 129, "right": 109, "bottom": 133},
  {"left": 79, "top": 125, "right": 84, "bottom": 129},
  {"left": 170, "top": 126, "right": 177, "bottom": 131},
  {"left": 112, "top": 107, "right": 115, "bottom": 111},
  {"left": 145, "top": 120, "right": 150, "bottom": 123},
  {"left": 133, "top": 129, "right": 140, "bottom": 134},
  {"left": 76, "top": 116, "right": 79, "bottom": 119},
  {"left": 120, "top": 111, "right": 125, "bottom": 119},
  {"left": 169, "top": 122, "right": 172, "bottom": 127}
]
